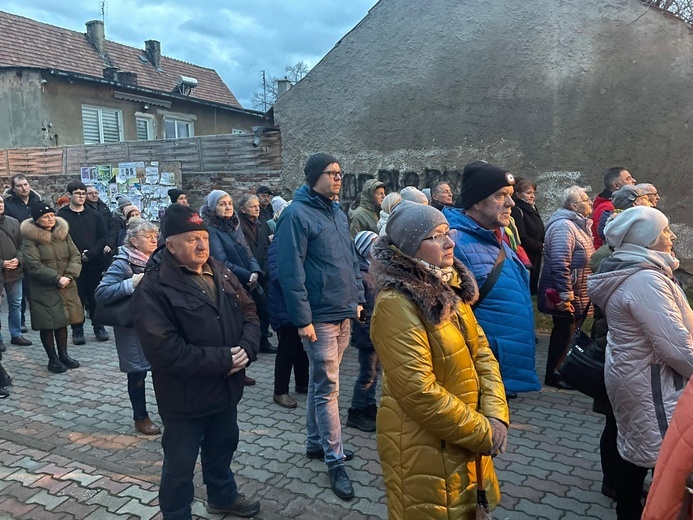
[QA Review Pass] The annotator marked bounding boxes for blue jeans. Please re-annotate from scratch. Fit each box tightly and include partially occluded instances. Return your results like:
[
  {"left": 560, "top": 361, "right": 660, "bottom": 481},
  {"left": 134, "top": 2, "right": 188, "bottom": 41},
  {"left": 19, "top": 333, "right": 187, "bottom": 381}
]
[
  {"left": 159, "top": 407, "right": 239, "bottom": 519},
  {"left": 1, "top": 279, "right": 23, "bottom": 340},
  {"left": 351, "top": 347, "right": 381, "bottom": 409},
  {"left": 303, "top": 320, "right": 350, "bottom": 469}
]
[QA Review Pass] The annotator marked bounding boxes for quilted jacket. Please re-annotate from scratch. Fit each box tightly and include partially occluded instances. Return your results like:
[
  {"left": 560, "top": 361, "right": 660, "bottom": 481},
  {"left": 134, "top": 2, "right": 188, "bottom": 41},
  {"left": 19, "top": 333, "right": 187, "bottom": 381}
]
[
  {"left": 537, "top": 208, "right": 594, "bottom": 317},
  {"left": 443, "top": 208, "right": 541, "bottom": 393},
  {"left": 370, "top": 236, "right": 509, "bottom": 520},
  {"left": 642, "top": 382, "right": 693, "bottom": 520},
  {"left": 587, "top": 257, "right": 693, "bottom": 467}
]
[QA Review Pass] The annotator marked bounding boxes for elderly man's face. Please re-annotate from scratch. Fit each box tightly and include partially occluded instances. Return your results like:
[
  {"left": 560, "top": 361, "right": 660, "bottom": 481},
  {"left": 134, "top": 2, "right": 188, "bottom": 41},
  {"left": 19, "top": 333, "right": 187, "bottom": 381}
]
[
  {"left": 468, "top": 186, "right": 515, "bottom": 230},
  {"left": 165, "top": 231, "right": 210, "bottom": 272},
  {"left": 433, "top": 183, "right": 453, "bottom": 205},
  {"left": 86, "top": 187, "right": 100, "bottom": 203},
  {"left": 258, "top": 193, "right": 272, "bottom": 208}
]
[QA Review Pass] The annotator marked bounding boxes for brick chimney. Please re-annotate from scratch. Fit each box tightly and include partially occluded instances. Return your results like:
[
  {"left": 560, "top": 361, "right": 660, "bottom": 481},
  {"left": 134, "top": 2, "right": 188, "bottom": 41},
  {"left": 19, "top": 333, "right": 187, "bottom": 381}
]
[
  {"left": 86, "top": 20, "right": 106, "bottom": 58},
  {"left": 145, "top": 39, "right": 161, "bottom": 70},
  {"left": 277, "top": 79, "right": 292, "bottom": 98}
]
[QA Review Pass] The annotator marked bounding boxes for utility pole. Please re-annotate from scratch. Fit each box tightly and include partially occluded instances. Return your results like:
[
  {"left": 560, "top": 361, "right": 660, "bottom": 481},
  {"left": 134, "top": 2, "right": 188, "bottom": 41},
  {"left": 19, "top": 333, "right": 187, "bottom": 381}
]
[{"left": 261, "top": 70, "right": 267, "bottom": 111}]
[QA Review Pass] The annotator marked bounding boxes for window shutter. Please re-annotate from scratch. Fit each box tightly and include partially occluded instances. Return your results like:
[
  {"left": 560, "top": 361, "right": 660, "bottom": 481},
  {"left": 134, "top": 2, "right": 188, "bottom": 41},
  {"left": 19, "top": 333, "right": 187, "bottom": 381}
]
[
  {"left": 101, "top": 110, "right": 121, "bottom": 143},
  {"left": 82, "top": 107, "right": 100, "bottom": 144},
  {"left": 136, "top": 118, "right": 149, "bottom": 140}
]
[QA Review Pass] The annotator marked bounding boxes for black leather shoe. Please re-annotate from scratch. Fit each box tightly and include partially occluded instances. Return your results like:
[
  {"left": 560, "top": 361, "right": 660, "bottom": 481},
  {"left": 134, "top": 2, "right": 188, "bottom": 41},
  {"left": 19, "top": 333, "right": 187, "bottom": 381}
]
[
  {"left": 59, "top": 356, "right": 80, "bottom": 370},
  {"left": 259, "top": 341, "right": 277, "bottom": 354},
  {"left": 47, "top": 359, "right": 67, "bottom": 373},
  {"left": 11, "top": 336, "right": 32, "bottom": 346},
  {"left": 347, "top": 407, "right": 376, "bottom": 432},
  {"left": 506, "top": 392, "right": 518, "bottom": 400},
  {"left": 94, "top": 326, "right": 110, "bottom": 342},
  {"left": 328, "top": 465, "right": 354, "bottom": 500},
  {"left": 306, "top": 447, "right": 354, "bottom": 462},
  {"left": 206, "top": 493, "right": 260, "bottom": 518},
  {"left": 0, "top": 387, "right": 8, "bottom": 399},
  {"left": 72, "top": 331, "right": 86, "bottom": 346}
]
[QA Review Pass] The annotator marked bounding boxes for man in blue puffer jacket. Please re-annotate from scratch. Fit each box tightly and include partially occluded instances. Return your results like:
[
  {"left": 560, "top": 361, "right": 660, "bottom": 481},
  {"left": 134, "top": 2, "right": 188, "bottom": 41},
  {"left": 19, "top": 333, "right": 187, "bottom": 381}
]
[
  {"left": 444, "top": 161, "right": 541, "bottom": 396},
  {"left": 275, "top": 152, "right": 365, "bottom": 501}
]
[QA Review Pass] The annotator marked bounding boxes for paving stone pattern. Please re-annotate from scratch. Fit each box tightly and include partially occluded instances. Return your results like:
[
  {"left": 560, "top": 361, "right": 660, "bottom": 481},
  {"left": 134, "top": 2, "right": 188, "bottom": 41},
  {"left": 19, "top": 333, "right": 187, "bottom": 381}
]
[{"left": 0, "top": 325, "right": 618, "bottom": 519}]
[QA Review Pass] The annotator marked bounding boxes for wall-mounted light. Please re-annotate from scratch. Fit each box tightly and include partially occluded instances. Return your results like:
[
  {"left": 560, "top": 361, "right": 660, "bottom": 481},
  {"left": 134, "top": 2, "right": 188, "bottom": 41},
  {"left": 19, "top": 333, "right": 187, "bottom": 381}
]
[{"left": 142, "top": 103, "right": 150, "bottom": 111}]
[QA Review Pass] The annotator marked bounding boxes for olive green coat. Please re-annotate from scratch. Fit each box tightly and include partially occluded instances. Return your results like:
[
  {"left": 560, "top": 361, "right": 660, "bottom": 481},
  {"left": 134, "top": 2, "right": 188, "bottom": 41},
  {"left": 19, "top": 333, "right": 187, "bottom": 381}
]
[
  {"left": 20, "top": 217, "right": 83, "bottom": 330},
  {"left": 370, "top": 236, "right": 509, "bottom": 520}
]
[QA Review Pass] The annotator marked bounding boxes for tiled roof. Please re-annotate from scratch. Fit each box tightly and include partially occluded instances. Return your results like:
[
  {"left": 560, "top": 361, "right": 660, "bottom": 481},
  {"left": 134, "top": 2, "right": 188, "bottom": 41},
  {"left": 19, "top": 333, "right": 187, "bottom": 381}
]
[{"left": 0, "top": 10, "right": 242, "bottom": 109}]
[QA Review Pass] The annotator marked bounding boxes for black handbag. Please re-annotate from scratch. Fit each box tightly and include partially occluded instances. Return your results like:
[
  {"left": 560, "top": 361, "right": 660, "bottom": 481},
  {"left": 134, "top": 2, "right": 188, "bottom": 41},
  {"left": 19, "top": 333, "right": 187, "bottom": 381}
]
[
  {"left": 92, "top": 296, "right": 133, "bottom": 328},
  {"left": 555, "top": 302, "right": 608, "bottom": 400}
]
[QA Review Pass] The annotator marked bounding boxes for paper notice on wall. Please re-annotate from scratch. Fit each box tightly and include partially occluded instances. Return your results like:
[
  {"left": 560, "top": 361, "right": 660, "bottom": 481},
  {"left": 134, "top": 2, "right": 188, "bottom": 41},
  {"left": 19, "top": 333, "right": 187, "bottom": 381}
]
[
  {"left": 81, "top": 167, "right": 92, "bottom": 182},
  {"left": 160, "top": 172, "right": 175, "bottom": 185}
]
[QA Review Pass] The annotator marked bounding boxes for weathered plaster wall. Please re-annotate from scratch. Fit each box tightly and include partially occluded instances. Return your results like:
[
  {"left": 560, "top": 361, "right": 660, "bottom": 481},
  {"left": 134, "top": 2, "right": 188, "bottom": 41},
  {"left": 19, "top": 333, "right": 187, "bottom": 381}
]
[
  {"left": 274, "top": 0, "right": 693, "bottom": 269},
  {"left": 0, "top": 70, "right": 46, "bottom": 148},
  {"left": 0, "top": 72, "right": 264, "bottom": 148}
]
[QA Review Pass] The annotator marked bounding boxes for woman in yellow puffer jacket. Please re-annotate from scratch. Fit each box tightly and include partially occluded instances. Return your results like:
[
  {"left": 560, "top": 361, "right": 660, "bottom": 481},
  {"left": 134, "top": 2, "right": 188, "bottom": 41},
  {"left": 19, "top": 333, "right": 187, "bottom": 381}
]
[{"left": 370, "top": 201, "right": 509, "bottom": 520}]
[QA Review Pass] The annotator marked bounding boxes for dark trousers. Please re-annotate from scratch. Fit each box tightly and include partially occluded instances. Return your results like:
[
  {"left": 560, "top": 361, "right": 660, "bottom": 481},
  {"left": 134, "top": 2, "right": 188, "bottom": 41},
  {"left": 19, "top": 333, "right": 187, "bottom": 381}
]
[
  {"left": 614, "top": 454, "right": 649, "bottom": 519},
  {"left": 600, "top": 412, "right": 619, "bottom": 491},
  {"left": 159, "top": 407, "right": 240, "bottom": 519},
  {"left": 20, "top": 275, "right": 30, "bottom": 326},
  {"left": 74, "top": 268, "right": 102, "bottom": 328},
  {"left": 544, "top": 315, "right": 576, "bottom": 381},
  {"left": 127, "top": 371, "right": 149, "bottom": 421},
  {"left": 273, "top": 324, "right": 309, "bottom": 395}
]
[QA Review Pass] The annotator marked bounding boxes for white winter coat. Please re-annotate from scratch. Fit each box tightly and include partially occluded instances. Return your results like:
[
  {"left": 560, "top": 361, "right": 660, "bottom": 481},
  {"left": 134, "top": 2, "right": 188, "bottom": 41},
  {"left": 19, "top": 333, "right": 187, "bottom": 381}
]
[{"left": 587, "top": 258, "right": 693, "bottom": 467}]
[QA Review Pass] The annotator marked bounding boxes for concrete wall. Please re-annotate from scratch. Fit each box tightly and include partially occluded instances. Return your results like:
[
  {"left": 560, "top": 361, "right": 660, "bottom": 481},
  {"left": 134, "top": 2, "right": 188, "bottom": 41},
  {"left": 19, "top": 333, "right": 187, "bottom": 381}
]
[
  {"left": 273, "top": 0, "right": 693, "bottom": 269},
  {"left": 0, "top": 71, "right": 264, "bottom": 148}
]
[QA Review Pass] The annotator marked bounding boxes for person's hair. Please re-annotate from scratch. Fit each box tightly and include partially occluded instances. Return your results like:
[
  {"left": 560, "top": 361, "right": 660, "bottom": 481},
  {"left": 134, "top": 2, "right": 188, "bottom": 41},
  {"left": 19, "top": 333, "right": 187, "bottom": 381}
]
[
  {"left": 125, "top": 219, "right": 158, "bottom": 248},
  {"left": 237, "top": 193, "right": 259, "bottom": 211},
  {"left": 431, "top": 180, "right": 450, "bottom": 196},
  {"left": 10, "top": 174, "right": 28, "bottom": 190},
  {"left": 562, "top": 186, "right": 587, "bottom": 209},
  {"left": 66, "top": 180, "right": 87, "bottom": 194},
  {"left": 636, "top": 182, "right": 656, "bottom": 195},
  {"left": 514, "top": 177, "right": 536, "bottom": 194},
  {"left": 603, "top": 166, "right": 627, "bottom": 190}
]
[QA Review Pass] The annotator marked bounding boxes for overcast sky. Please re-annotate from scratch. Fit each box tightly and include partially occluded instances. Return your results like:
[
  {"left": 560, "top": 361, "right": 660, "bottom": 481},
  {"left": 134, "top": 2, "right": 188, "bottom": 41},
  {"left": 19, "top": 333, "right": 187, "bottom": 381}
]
[{"left": 3, "top": 0, "right": 378, "bottom": 109}]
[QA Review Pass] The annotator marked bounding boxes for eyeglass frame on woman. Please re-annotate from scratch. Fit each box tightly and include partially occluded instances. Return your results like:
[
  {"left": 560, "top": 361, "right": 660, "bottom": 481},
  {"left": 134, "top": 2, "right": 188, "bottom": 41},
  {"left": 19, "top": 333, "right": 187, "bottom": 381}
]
[
  {"left": 137, "top": 233, "right": 159, "bottom": 241},
  {"left": 422, "top": 229, "right": 456, "bottom": 245},
  {"left": 322, "top": 170, "right": 342, "bottom": 180}
]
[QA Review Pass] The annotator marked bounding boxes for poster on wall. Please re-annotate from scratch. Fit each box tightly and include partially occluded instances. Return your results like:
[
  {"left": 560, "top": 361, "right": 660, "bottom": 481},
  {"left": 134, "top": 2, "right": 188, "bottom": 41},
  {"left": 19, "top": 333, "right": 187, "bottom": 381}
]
[{"left": 79, "top": 161, "right": 182, "bottom": 221}]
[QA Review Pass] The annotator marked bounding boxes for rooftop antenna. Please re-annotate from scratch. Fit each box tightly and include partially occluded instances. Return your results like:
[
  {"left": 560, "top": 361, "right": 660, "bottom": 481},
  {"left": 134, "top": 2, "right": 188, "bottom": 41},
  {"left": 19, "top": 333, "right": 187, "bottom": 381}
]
[{"left": 101, "top": 0, "right": 106, "bottom": 23}]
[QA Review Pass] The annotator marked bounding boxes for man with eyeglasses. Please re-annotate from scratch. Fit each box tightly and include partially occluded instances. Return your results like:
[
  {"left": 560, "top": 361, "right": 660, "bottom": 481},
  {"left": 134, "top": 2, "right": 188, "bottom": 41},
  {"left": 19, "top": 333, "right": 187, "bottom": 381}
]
[
  {"left": 85, "top": 185, "right": 114, "bottom": 257},
  {"left": 429, "top": 180, "right": 454, "bottom": 212},
  {"left": 591, "top": 166, "right": 636, "bottom": 249},
  {"left": 636, "top": 183, "right": 660, "bottom": 208},
  {"left": 444, "top": 161, "right": 541, "bottom": 398},
  {"left": 275, "top": 152, "right": 365, "bottom": 501},
  {"left": 57, "top": 180, "right": 109, "bottom": 344}
]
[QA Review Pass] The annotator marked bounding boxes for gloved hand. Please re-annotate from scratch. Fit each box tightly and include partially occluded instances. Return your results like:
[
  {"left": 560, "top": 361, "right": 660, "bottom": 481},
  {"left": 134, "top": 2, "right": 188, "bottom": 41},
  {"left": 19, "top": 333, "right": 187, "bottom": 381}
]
[
  {"left": 484, "top": 417, "right": 508, "bottom": 456},
  {"left": 556, "top": 300, "right": 575, "bottom": 314}
]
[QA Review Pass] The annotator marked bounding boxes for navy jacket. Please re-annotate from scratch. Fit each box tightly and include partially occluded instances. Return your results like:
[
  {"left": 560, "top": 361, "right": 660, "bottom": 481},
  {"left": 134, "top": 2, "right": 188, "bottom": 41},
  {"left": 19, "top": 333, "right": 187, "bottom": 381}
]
[
  {"left": 275, "top": 184, "right": 364, "bottom": 328},
  {"left": 203, "top": 209, "right": 261, "bottom": 285},
  {"left": 4, "top": 191, "right": 41, "bottom": 222},
  {"left": 351, "top": 254, "right": 376, "bottom": 349},
  {"left": 267, "top": 238, "right": 290, "bottom": 331}
]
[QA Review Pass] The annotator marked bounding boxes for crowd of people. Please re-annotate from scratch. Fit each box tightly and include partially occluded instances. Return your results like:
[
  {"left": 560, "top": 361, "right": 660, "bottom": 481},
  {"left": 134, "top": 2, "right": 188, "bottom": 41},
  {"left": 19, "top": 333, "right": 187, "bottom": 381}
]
[{"left": 0, "top": 157, "right": 691, "bottom": 520}]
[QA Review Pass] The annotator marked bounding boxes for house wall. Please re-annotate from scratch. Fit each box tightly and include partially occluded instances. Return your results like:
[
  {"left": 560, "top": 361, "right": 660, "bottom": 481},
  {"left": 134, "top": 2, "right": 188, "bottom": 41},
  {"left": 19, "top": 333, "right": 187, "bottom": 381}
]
[
  {"left": 273, "top": 0, "right": 693, "bottom": 270},
  {"left": 0, "top": 70, "right": 46, "bottom": 148},
  {"left": 0, "top": 72, "right": 264, "bottom": 148}
]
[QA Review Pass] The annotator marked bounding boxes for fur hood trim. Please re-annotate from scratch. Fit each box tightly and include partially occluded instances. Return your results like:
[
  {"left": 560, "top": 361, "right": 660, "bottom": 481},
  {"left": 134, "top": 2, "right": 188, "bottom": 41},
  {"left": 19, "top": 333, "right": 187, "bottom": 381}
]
[
  {"left": 370, "top": 235, "right": 479, "bottom": 324},
  {"left": 20, "top": 216, "right": 69, "bottom": 244}
]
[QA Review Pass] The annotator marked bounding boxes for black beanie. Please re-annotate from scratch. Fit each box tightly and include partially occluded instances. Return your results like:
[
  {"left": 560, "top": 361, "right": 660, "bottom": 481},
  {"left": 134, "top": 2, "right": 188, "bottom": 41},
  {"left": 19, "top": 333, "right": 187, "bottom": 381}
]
[
  {"left": 31, "top": 200, "right": 54, "bottom": 222},
  {"left": 168, "top": 188, "right": 186, "bottom": 204},
  {"left": 458, "top": 161, "right": 515, "bottom": 209},
  {"left": 162, "top": 204, "right": 208, "bottom": 239},
  {"left": 303, "top": 152, "right": 339, "bottom": 187}
]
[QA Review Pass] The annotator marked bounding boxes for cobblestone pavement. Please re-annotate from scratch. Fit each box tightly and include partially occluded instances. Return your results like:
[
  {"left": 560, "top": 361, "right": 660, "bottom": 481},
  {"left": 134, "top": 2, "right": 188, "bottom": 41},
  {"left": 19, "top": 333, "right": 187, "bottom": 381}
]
[{"left": 0, "top": 325, "right": 619, "bottom": 519}]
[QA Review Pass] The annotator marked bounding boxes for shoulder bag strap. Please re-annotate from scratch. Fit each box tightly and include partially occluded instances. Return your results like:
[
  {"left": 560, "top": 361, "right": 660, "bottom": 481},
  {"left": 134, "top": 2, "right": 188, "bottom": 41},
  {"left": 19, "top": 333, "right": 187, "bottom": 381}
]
[{"left": 472, "top": 245, "right": 506, "bottom": 311}]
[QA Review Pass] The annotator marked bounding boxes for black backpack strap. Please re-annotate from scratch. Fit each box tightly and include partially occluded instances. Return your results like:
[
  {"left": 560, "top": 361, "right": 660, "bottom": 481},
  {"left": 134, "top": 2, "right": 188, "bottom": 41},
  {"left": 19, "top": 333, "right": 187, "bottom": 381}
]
[{"left": 472, "top": 246, "right": 506, "bottom": 310}]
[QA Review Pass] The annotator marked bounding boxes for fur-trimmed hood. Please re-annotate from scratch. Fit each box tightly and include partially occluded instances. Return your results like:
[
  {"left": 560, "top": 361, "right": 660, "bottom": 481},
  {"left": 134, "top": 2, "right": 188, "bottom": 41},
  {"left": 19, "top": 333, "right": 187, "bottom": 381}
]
[
  {"left": 370, "top": 235, "right": 479, "bottom": 325},
  {"left": 20, "top": 216, "right": 70, "bottom": 244}
]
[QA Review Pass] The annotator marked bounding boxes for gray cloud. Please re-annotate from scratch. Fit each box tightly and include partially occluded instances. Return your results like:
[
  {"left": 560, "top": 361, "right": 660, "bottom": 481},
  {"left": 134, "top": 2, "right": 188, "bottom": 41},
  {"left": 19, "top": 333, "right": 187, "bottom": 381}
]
[{"left": 4, "top": 0, "right": 377, "bottom": 107}]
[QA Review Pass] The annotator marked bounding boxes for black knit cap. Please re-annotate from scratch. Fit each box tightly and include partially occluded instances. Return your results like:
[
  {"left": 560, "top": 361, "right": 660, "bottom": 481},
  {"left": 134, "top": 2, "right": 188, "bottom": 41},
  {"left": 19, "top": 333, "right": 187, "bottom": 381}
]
[
  {"left": 31, "top": 200, "right": 55, "bottom": 222},
  {"left": 256, "top": 185, "right": 273, "bottom": 195},
  {"left": 458, "top": 161, "right": 515, "bottom": 209},
  {"left": 162, "top": 204, "right": 208, "bottom": 239},
  {"left": 168, "top": 188, "right": 186, "bottom": 204},
  {"left": 304, "top": 152, "right": 339, "bottom": 187}
]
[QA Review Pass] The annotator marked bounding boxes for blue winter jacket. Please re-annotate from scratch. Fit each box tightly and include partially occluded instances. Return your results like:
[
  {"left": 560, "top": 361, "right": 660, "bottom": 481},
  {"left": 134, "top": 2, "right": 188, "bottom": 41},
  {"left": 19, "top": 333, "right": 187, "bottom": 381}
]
[
  {"left": 267, "top": 238, "right": 290, "bottom": 331},
  {"left": 275, "top": 185, "right": 364, "bottom": 328},
  {"left": 444, "top": 208, "right": 541, "bottom": 393}
]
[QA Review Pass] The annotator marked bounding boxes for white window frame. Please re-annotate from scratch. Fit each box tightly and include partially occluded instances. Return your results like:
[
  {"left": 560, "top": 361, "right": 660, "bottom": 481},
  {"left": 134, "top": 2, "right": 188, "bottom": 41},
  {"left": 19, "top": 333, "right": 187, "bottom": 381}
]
[
  {"left": 81, "top": 105, "right": 124, "bottom": 144},
  {"left": 135, "top": 113, "right": 155, "bottom": 140},
  {"left": 163, "top": 116, "right": 195, "bottom": 139}
]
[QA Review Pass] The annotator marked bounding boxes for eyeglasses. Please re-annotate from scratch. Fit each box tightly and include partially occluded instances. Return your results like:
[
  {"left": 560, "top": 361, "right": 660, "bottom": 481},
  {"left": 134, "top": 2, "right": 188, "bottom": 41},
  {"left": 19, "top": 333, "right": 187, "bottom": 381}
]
[
  {"left": 138, "top": 233, "right": 158, "bottom": 241},
  {"left": 422, "top": 230, "right": 455, "bottom": 245},
  {"left": 322, "top": 170, "right": 342, "bottom": 180},
  {"left": 574, "top": 198, "right": 592, "bottom": 204},
  {"left": 72, "top": 191, "right": 87, "bottom": 196}
]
